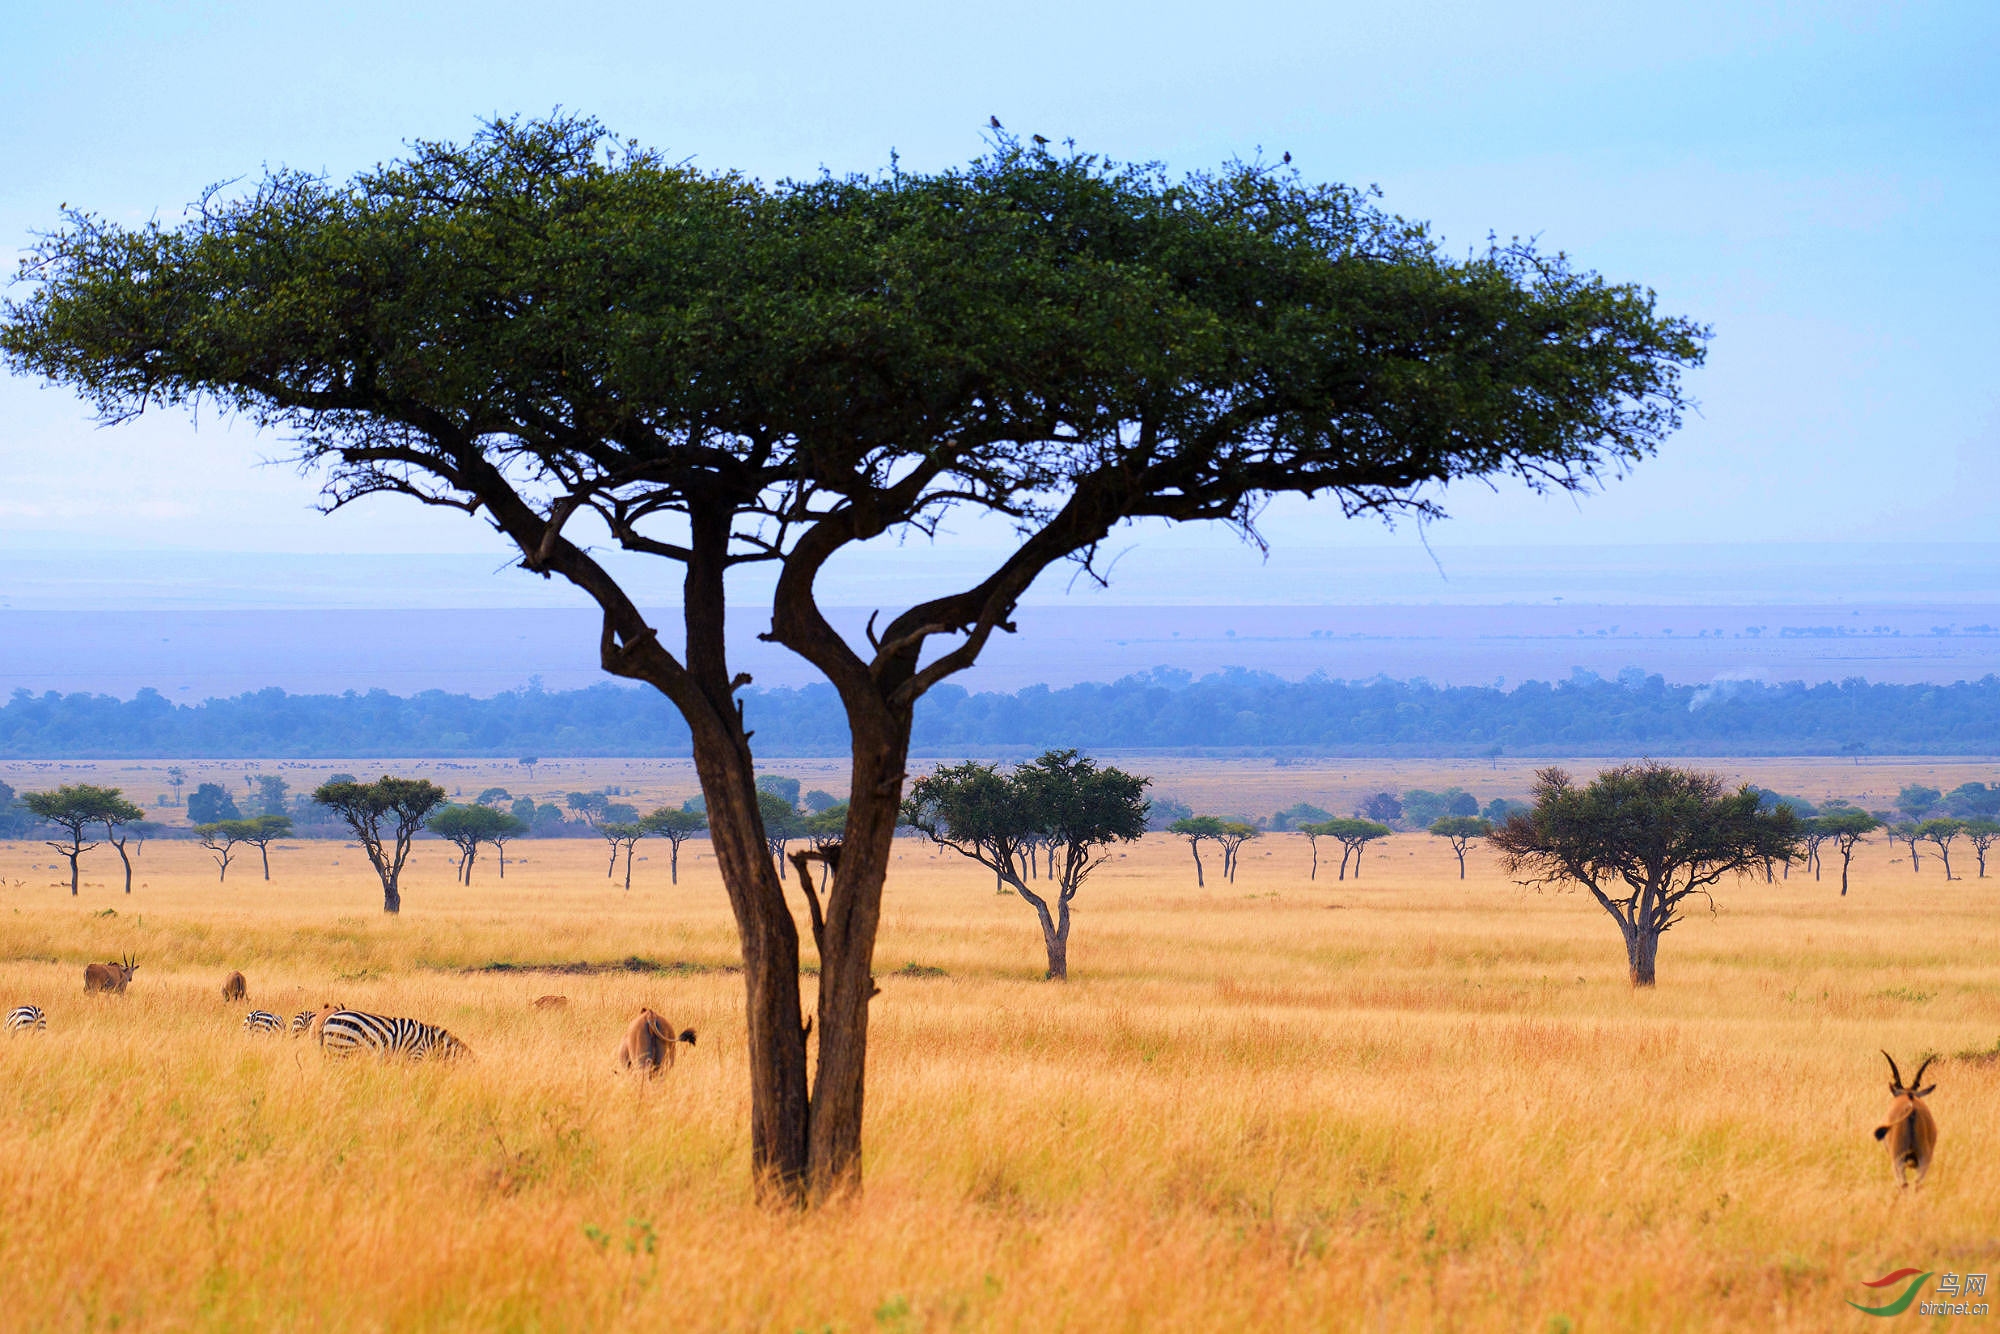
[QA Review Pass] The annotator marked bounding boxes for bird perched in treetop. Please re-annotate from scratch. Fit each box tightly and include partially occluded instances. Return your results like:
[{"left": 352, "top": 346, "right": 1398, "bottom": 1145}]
[
  {"left": 1282, "top": 151, "right": 1291, "bottom": 164},
  {"left": 989, "top": 115, "right": 1002, "bottom": 130},
  {"left": 1032, "top": 134, "right": 1049, "bottom": 146}
]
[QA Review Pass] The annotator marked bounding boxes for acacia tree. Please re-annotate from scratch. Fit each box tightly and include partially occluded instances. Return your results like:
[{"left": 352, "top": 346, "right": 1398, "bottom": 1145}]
[
  {"left": 195, "top": 819, "right": 254, "bottom": 882},
  {"left": 311, "top": 777, "right": 448, "bottom": 912},
  {"left": 1916, "top": 818, "right": 1963, "bottom": 880},
  {"left": 1168, "top": 815, "right": 1227, "bottom": 887},
  {"left": 1961, "top": 818, "right": 2000, "bottom": 878},
  {"left": 1429, "top": 814, "right": 1493, "bottom": 879},
  {"left": 641, "top": 806, "right": 708, "bottom": 884},
  {"left": 603, "top": 821, "right": 646, "bottom": 890},
  {"left": 1322, "top": 817, "right": 1393, "bottom": 880},
  {"left": 1215, "top": 821, "right": 1260, "bottom": 883},
  {"left": 906, "top": 750, "right": 1147, "bottom": 979},
  {"left": 239, "top": 813, "right": 293, "bottom": 881},
  {"left": 23, "top": 785, "right": 130, "bottom": 895},
  {"left": 95, "top": 791, "right": 147, "bottom": 893},
  {"left": 1490, "top": 764, "right": 1799, "bottom": 987},
  {"left": 1818, "top": 808, "right": 1879, "bottom": 897},
  {"left": 429, "top": 803, "right": 518, "bottom": 884},
  {"left": 1, "top": 115, "right": 1702, "bottom": 1202}
]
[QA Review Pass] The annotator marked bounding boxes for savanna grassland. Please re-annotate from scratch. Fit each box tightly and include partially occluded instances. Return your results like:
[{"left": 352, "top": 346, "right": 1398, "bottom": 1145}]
[{"left": 1, "top": 760, "right": 1997, "bottom": 1331}]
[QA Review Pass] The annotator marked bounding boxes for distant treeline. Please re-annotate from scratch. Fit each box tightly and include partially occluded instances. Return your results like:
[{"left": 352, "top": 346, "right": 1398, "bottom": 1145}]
[{"left": 6, "top": 667, "right": 2000, "bottom": 758}]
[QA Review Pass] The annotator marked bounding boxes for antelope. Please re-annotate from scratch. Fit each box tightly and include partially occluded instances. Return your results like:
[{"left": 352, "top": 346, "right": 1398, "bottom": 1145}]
[
  {"left": 221, "top": 971, "right": 248, "bottom": 1002},
  {"left": 83, "top": 954, "right": 137, "bottom": 994},
  {"left": 293, "top": 1001, "right": 343, "bottom": 1041},
  {"left": 532, "top": 994, "right": 568, "bottom": 1010},
  {"left": 1874, "top": 1051, "right": 1939, "bottom": 1187},
  {"left": 617, "top": 1008, "right": 696, "bottom": 1075}
]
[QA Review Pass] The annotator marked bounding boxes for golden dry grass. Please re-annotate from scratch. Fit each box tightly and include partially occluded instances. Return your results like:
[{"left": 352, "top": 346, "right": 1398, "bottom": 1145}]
[{"left": 1, "top": 767, "right": 1998, "bottom": 1331}]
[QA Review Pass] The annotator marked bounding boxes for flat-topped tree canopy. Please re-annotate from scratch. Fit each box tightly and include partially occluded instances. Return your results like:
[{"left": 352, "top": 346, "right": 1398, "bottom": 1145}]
[{"left": 2, "top": 113, "right": 1705, "bottom": 1203}]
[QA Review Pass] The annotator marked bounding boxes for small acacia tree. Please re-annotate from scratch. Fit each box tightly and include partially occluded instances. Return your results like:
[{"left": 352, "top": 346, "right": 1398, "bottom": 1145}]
[
  {"left": 1490, "top": 764, "right": 1800, "bottom": 987},
  {"left": 1916, "top": 818, "right": 1963, "bottom": 880},
  {"left": 1168, "top": 815, "right": 1227, "bottom": 887},
  {"left": 430, "top": 803, "right": 519, "bottom": 884},
  {"left": 240, "top": 813, "right": 293, "bottom": 881},
  {"left": 1961, "top": 818, "right": 2000, "bottom": 878},
  {"left": 23, "top": 785, "right": 133, "bottom": 896},
  {"left": 313, "top": 777, "right": 448, "bottom": 912},
  {"left": 196, "top": 819, "right": 255, "bottom": 882},
  {"left": 1322, "top": 818, "right": 1393, "bottom": 880},
  {"left": 640, "top": 807, "right": 707, "bottom": 884},
  {"left": 1429, "top": 814, "right": 1494, "bottom": 880},
  {"left": 906, "top": 750, "right": 1147, "bottom": 979},
  {"left": 94, "top": 791, "right": 147, "bottom": 894},
  {"left": 1818, "top": 808, "right": 1879, "bottom": 896},
  {"left": 2, "top": 114, "right": 1702, "bottom": 1202},
  {"left": 1215, "top": 821, "right": 1260, "bottom": 883},
  {"left": 603, "top": 821, "right": 647, "bottom": 890}
]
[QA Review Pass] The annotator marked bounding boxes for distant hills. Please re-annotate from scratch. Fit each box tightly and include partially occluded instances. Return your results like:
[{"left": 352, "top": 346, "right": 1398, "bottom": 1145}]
[{"left": 5, "top": 668, "right": 2000, "bottom": 758}]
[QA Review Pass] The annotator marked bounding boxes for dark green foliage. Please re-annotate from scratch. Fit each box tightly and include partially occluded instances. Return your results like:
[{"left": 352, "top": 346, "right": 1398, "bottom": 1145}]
[
  {"left": 757, "top": 776, "right": 803, "bottom": 808},
  {"left": 1897, "top": 785, "right": 1942, "bottom": 820},
  {"left": 1482, "top": 797, "right": 1531, "bottom": 823},
  {"left": 801, "top": 788, "right": 843, "bottom": 813},
  {"left": 1402, "top": 787, "right": 1478, "bottom": 827},
  {"left": 187, "top": 782, "right": 240, "bottom": 823},
  {"left": 1945, "top": 782, "right": 2000, "bottom": 818},
  {"left": 1359, "top": 792, "right": 1403, "bottom": 824},
  {"left": 1269, "top": 802, "right": 1330, "bottom": 832},
  {"left": 1145, "top": 796, "right": 1193, "bottom": 830},
  {"left": 1815, "top": 807, "right": 1880, "bottom": 896},
  {"left": 1490, "top": 763, "right": 1801, "bottom": 985}
]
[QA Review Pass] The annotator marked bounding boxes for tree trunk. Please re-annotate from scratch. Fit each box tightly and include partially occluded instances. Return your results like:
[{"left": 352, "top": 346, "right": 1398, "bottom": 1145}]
[
  {"left": 668, "top": 841, "right": 678, "bottom": 884},
  {"left": 1308, "top": 839, "right": 1318, "bottom": 880},
  {"left": 67, "top": 852, "right": 79, "bottom": 896},
  {"left": 383, "top": 871, "right": 400, "bottom": 914},
  {"left": 1455, "top": 845, "right": 1467, "bottom": 879},
  {"left": 1840, "top": 847, "right": 1853, "bottom": 897},
  {"left": 115, "top": 840, "right": 134, "bottom": 893},
  {"left": 1188, "top": 840, "right": 1204, "bottom": 887},
  {"left": 1624, "top": 925, "right": 1659, "bottom": 987},
  {"left": 623, "top": 844, "right": 635, "bottom": 892},
  {"left": 260, "top": 843, "right": 271, "bottom": 881}
]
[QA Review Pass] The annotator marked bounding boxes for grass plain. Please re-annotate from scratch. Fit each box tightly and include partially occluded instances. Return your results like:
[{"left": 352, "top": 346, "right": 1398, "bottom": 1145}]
[{"left": 0, "top": 758, "right": 1997, "bottom": 1331}]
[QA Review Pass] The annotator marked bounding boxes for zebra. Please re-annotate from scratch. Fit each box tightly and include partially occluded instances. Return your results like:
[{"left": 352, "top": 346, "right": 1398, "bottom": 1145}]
[
  {"left": 243, "top": 1010, "right": 284, "bottom": 1034},
  {"left": 318, "top": 1010, "right": 471, "bottom": 1062},
  {"left": 6, "top": 1005, "right": 46, "bottom": 1033},
  {"left": 290, "top": 1008, "right": 322, "bottom": 1037}
]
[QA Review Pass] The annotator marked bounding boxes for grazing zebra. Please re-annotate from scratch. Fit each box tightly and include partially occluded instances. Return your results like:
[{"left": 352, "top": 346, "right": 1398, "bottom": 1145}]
[
  {"left": 6, "top": 1005, "right": 47, "bottom": 1033},
  {"left": 243, "top": 1010, "right": 284, "bottom": 1034},
  {"left": 318, "top": 1010, "right": 470, "bottom": 1062},
  {"left": 289, "top": 1009, "right": 318, "bottom": 1036}
]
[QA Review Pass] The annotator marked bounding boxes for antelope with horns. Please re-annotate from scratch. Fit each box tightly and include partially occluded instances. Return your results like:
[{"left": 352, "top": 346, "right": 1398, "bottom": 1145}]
[
  {"left": 1874, "top": 1051, "right": 1939, "bottom": 1187},
  {"left": 83, "top": 954, "right": 137, "bottom": 994},
  {"left": 617, "top": 1008, "right": 696, "bottom": 1075}
]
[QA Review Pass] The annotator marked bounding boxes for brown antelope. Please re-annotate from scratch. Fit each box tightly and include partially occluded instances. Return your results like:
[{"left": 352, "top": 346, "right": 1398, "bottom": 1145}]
[
  {"left": 83, "top": 954, "right": 137, "bottom": 994},
  {"left": 1874, "top": 1051, "right": 1939, "bottom": 1187},
  {"left": 532, "top": 994, "right": 568, "bottom": 1011},
  {"left": 302, "top": 1001, "right": 344, "bottom": 1042},
  {"left": 617, "top": 1008, "right": 696, "bottom": 1075},
  {"left": 221, "top": 971, "right": 248, "bottom": 1002}
]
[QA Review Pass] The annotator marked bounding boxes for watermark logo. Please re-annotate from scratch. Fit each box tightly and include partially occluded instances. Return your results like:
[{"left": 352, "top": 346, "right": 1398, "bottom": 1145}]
[{"left": 1848, "top": 1269, "right": 1989, "bottom": 1318}]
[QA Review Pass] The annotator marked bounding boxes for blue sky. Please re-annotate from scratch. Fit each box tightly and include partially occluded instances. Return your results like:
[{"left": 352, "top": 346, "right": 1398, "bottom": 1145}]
[{"left": 1, "top": 1, "right": 1994, "bottom": 604}]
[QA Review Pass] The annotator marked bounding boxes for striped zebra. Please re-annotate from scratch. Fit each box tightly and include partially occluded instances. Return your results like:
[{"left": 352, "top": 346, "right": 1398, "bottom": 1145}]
[
  {"left": 6, "top": 1005, "right": 46, "bottom": 1033},
  {"left": 289, "top": 1009, "right": 318, "bottom": 1036},
  {"left": 318, "top": 1010, "right": 471, "bottom": 1062},
  {"left": 243, "top": 1010, "right": 284, "bottom": 1034}
]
